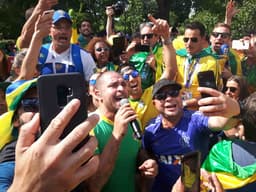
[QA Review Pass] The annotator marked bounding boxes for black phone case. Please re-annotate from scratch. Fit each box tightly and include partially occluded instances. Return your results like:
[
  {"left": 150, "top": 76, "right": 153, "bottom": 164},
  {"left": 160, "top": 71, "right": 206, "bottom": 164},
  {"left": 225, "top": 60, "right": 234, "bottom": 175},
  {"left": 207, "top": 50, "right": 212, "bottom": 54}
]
[
  {"left": 197, "top": 70, "right": 217, "bottom": 98},
  {"left": 181, "top": 151, "right": 201, "bottom": 192},
  {"left": 38, "top": 73, "right": 88, "bottom": 140}
]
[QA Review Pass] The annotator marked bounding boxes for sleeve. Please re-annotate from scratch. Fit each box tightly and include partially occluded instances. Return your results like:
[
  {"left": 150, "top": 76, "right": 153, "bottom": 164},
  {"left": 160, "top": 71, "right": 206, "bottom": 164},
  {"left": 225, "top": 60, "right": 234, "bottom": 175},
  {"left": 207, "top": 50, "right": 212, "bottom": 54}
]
[{"left": 80, "top": 50, "right": 96, "bottom": 81}]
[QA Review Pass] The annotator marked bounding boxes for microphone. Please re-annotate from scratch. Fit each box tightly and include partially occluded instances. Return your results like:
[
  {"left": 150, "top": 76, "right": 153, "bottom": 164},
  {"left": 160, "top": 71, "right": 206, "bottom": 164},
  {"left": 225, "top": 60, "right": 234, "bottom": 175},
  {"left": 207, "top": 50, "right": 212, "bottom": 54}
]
[
  {"left": 120, "top": 98, "right": 142, "bottom": 140},
  {"left": 220, "top": 44, "right": 229, "bottom": 55}
]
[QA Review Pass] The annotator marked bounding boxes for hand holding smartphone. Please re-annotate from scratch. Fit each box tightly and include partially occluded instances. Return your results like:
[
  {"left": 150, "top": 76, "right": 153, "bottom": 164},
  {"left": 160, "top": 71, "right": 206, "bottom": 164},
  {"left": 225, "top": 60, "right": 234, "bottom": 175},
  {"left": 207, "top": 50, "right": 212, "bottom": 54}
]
[
  {"left": 181, "top": 151, "right": 201, "bottom": 192},
  {"left": 38, "top": 73, "right": 88, "bottom": 151}
]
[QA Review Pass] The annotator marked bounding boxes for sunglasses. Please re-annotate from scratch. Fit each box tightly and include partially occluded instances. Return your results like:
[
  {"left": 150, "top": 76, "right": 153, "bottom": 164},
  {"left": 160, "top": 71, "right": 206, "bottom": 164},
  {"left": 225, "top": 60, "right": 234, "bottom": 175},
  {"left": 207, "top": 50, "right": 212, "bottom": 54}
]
[
  {"left": 140, "top": 34, "right": 154, "bottom": 39},
  {"left": 123, "top": 70, "right": 139, "bottom": 81},
  {"left": 211, "top": 32, "right": 230, "bottom": 39},
  {"left": 21, "top": 98, "right": 39, "bottom": 112},
  {"left": 89, "top": 79, "right": 96, "bottom": 85},
  {"left": 183, "top": 37, "right": 198, "bottom": 43},
  {"left": 224, "top": 86, "right": 237, "bottom": 93},
  {"left": 95, "top": 47, "right": 110, "bottom": 52},
  {"left": 154, "top": 90, "right": 180, "bottom": 100}
]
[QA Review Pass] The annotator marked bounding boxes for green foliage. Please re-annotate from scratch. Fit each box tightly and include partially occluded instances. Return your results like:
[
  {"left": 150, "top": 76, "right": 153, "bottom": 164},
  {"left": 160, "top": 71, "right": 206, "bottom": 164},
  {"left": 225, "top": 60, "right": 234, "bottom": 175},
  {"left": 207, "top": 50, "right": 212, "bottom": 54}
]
[
  {"left": 188, "top": 10, "right": 220, "bottom": 35},
  {"left": 231, "top": 0, "right": 256, "bottom": 38}
]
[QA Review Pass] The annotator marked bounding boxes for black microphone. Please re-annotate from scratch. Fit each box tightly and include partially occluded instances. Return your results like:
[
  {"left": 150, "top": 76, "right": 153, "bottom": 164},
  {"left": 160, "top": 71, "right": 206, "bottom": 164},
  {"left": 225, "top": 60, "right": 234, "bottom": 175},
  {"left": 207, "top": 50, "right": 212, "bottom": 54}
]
[{"left": 120, "top": 98, "right": 142, "bottom": 140}]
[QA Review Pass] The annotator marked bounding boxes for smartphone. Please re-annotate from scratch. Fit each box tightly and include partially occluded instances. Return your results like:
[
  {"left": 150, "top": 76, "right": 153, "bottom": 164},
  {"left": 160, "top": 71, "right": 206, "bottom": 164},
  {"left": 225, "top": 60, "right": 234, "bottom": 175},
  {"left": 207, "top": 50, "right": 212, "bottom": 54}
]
[
  {"left": 181, "top": 151, "right": 201, "bottom": 192},
  {"left": 197, "top": 70, "right": 217, "bottom": 98},
  {"left": 232, "top": 40, "right": 249, "bottom": 50},
  {"left": 112, "top": 36, "right": 126, "bottom": 56},
  {"left": 38, "top": 73, "right": 88, "bottom": 150},
  {"left": 135, "top": 43, "right": 150, "bottom": 52}
]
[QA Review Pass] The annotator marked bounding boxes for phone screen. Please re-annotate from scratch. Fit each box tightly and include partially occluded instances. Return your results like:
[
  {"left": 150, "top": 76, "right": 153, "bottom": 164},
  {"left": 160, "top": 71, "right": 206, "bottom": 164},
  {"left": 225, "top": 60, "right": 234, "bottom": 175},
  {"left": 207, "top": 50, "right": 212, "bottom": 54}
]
[
  {"left": 181, "top": 151, "right": 201, "bottom": 192},
  {"left": 197, "top": 70, "right": 217, "bottom": 98}
]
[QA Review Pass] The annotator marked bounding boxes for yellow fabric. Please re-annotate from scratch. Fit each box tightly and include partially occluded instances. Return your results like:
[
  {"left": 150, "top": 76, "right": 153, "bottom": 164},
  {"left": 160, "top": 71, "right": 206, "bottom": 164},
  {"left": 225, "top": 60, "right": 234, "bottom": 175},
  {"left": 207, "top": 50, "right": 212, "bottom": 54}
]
[
  {"left": 71, "top": 27, "right": 78, "bottom": 44},
  {"left": 173, "top": 35, "right": 185, "bottom": 50},
  {"left": 154, "top": 46, "right": 164, "bottom": 82},
  {"left": 176, "top": 55, "right": 222, "bottom": 99},
  {"left": 129, "top": 86, "right": 158, "bottom": 130},
  {"left": 0, "top": 111, "right": 15, "bottom": 149},
  {"left": 230, "top": 48, "right": 242, "bottom": 76},
  {"left": 214, "top": 171, "right": 256, "bottom": 189},
  {"left": 15, "top": 36, "right": 21, "bottom": 50}
]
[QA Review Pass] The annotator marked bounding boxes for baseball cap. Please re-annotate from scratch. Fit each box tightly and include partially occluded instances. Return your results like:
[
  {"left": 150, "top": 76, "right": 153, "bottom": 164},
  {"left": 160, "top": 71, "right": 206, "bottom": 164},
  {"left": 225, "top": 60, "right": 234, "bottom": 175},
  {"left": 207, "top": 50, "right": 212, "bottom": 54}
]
[
  {"left": 53, "top": 10, "right": 72, "bottom": 24},
  {"left": 0, "top": 79, "right": 37, "bottom": 150},
  {"left": 152, "top": 78, "right": 182, "bottom": 98}
]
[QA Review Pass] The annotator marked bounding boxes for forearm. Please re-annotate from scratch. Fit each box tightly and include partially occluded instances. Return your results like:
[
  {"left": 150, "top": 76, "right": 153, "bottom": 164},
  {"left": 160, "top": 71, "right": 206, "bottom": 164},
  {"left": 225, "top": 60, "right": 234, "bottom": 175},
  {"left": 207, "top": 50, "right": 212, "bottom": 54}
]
[
  {"left": 161, "top": 40, "right": 177, "bottom": 80},
  {"left": 18, "top": 31, "right": 44, "bottom": 80},
  {"left": 208, "top": 116, "right": 239, "bottom": 130},
  {"left": 19, "top": 7, "right": 44, "bottom": 49},
  {"left": 106, "top": 16, "right": 113, "bottom": 39},
  {"left": 86, "top": 134, "right": 122, "bottom": 191}
]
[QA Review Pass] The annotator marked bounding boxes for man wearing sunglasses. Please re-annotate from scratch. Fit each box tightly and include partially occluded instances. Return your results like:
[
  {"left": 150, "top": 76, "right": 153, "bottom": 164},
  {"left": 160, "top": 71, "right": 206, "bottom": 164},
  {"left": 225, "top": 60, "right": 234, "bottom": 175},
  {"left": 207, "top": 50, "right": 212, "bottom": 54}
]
[
  {"left": 142, "top": 78, "right": 240, "bottom": 192},
  {"left": 206, "top": 23, "right": 242, "bottom": 81},
  {"left": 175, "top": 22, "right": 222, "bottom": 107},
  {"left": 129, "top": 19, "right": 165, "bottom": 90}
]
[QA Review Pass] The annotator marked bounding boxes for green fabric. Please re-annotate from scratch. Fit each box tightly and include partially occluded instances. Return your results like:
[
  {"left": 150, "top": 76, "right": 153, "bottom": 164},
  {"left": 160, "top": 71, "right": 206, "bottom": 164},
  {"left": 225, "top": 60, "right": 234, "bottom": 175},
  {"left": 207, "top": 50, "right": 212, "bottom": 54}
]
[
  {"left": 129, "top": 52, "right": 155, "bottom": 90},
  {"left": 241, "top": 58, "right": 256, "bottom": 89},
  {"left": 204, "top": 46, "right": 238, "bottom": 74},
  {"left": 176, "top": 48, "right": 211, "bottom": 59},
  {"left": 202, "top": 140, "right": 256, "bottom": 179},
  {"left": 93, "top": 118, "right": 140, "bottom": 192}
]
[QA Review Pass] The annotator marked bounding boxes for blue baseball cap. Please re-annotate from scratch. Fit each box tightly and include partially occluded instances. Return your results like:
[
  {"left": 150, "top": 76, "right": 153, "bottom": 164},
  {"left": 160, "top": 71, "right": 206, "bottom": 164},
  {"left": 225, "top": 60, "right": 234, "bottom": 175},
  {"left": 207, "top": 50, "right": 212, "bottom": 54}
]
[{"left": 53, "top": 10, "right": 72, "bottom": 24}]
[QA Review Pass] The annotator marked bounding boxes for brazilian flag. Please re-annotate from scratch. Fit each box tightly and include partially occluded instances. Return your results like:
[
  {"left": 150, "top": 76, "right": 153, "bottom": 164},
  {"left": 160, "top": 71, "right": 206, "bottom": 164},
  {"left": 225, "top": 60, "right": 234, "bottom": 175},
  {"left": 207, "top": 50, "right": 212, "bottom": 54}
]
[{"left": 202, "top": 140, "right": 256, "bottom": 190}]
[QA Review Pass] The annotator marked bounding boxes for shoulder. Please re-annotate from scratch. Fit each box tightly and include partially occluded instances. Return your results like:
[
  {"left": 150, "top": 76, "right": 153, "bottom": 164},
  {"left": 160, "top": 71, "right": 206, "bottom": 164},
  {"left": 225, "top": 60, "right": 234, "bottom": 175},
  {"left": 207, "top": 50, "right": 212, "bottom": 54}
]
[{"left": 145, "top": 115, "right": 162, "bottom": 133}]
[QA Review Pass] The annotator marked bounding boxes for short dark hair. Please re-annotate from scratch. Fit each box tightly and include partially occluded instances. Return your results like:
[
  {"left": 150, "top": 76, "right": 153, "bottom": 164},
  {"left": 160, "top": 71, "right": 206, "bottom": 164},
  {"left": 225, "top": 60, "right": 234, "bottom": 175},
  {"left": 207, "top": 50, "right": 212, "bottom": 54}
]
[
  {"left": 185, "top": 21, "right": 206, "bottom": 37},
  {"left": 242, "top": 92, "right": 256, "bottom": 141}
]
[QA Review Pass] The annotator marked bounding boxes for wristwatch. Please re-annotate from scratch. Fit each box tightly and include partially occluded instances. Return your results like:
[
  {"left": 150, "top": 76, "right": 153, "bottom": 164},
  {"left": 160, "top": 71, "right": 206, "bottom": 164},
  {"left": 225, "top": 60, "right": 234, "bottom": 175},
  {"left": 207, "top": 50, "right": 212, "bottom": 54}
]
[{"left": 162, "top": 38, "right": 172, "bottom": 45}]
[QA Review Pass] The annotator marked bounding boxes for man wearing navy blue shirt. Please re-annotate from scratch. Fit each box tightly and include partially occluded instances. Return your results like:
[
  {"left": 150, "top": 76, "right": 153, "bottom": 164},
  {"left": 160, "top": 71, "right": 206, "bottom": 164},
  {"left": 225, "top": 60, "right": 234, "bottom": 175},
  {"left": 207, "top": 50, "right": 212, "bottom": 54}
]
[{"left": 142, "top": 78, "right": 239, "bottom": 192}]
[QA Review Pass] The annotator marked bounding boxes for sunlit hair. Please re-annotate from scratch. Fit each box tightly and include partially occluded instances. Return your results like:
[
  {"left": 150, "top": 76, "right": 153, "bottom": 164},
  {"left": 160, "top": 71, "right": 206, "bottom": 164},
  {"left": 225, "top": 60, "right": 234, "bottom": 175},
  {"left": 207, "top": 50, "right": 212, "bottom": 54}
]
[{"left": 86, "top": 37, "right": 112, "bottom": 62}]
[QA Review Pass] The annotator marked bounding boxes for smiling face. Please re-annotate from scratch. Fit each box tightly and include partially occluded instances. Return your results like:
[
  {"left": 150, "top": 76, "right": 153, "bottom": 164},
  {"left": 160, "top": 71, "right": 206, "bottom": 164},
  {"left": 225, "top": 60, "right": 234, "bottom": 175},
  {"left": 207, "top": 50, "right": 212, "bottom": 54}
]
[
  {"left": 79, "top": 20, "right": 92, "bottom": 37},
  {"left": 224, "top": 80, "right": 240, "bottom": 100},
  {"left": 121, "top": 67, "right": 142, "bottom": 100},
  {"left": 153, "top": 86, "right": 183, "bottom": 121},
  {"left": 50, "top": 19, "right": 72, "bottom": 53}
]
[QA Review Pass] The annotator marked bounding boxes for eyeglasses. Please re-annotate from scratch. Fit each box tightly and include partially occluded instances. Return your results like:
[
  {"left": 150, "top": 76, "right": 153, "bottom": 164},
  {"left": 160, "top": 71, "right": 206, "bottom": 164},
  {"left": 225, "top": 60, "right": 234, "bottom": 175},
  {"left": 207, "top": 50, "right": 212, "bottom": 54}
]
[
  {"left": 123, "top": 70, "right": 139, "bottom": 80},
  {"left": 211, "top": 32, "right": 230, "bottom": 39},
  {"left": 153, "top": 90, "right": 180, "bottom": 100},
  {"left": 140, "top": 34, "right": 154, "bottom": 39},
  {"left": 224, "top": 86, "right": 237, "bottom": 93},
  {"left": 21, "top": 98, "right": 39, "bottom": 112},
  {"left": 95, "top": 47, "right": 110, "bottom": 52},
  {"left": 183, "top": 37, "right": 198, "bottom": 43}
]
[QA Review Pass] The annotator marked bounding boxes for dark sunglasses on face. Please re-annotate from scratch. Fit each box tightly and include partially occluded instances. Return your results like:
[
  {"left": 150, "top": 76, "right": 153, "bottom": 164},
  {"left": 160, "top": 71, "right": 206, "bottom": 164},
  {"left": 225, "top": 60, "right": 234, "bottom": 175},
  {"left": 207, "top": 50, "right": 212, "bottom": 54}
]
[
  {"left": 21, "top": 98, "right": 39, "bottom": 112},
  {"left": 95, "top": 47, "right": 110, "bottom": 52},
  {"left": 183, "top": 37, "right": 198, "bottom": 43},
  {"left": 154, "top": 90, "right": 180, "bottom": 100},
  {"left": 140, "top": 34, "right": 154, "bottom": 39},
  {"left": 211, "top": 32, "right": 230, "bottom": 39},
  {"left": 123, "top": 70, "right": 139, "bottom": 81},
  {"left": 224, "top": 86, "right": 237, "bottom": 93}
]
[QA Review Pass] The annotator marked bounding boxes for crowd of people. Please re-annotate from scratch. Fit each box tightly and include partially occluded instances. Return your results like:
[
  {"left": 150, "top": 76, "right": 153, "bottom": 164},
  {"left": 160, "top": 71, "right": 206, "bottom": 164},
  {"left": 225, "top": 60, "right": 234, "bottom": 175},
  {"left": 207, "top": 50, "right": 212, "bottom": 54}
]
[{"left": 1, "top": 0, "right": 256, "bottom": 191}]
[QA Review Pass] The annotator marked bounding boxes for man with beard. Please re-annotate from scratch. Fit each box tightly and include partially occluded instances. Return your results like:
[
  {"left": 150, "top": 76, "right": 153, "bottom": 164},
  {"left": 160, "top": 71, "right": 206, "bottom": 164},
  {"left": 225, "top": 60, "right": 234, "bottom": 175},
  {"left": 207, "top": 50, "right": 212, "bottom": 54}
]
[
  {"left": 38, "top": 10, "right": 96, "bottom": 81},
  {"left": 77, "top": 19, "right": 94, "bottom": 48}
]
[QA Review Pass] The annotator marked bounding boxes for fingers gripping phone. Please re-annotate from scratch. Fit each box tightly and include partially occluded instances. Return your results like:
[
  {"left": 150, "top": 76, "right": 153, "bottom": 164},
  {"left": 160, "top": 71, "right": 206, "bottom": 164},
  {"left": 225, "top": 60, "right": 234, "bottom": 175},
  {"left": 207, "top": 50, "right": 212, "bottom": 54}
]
[
  {"left": 197, "top": 70, "right": 217, "bottom": 98},
  {"left": 181, "top": 151, "right": 201, "bottom": 192},
  {"left": 38, "top": 73, "right": 88, "bottom": 151}
]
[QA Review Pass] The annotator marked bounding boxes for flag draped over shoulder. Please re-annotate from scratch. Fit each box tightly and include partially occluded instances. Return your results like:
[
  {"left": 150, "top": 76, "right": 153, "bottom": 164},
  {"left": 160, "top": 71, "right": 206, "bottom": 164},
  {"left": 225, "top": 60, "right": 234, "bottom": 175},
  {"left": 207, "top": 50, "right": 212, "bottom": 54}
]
[{"left": 202, "top": 140, "right": 256, "bottom": 189}]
